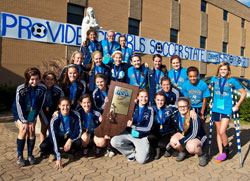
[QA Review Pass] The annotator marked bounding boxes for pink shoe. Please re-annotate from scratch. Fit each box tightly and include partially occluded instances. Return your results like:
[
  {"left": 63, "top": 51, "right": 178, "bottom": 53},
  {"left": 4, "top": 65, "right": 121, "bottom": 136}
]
[{"left": 216, "top": 153, "right": 227, "bottom": 163}]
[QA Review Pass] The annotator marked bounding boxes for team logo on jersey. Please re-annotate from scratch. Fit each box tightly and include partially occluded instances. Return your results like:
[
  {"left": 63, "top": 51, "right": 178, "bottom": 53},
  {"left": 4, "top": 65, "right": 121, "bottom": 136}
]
[{"left": 115, "top": 89, "right": 130, "bottom": 100}]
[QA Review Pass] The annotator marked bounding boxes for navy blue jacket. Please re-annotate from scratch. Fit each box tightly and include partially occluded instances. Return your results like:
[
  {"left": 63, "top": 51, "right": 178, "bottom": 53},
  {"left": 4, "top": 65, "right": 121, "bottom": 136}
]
[
  {"left": 49, "top": 110, "right": 82, "bottom": 160},
  {"left": 147, "top": 67, "right": 168, "bottom": 105},
  {"left": 127, "top": 104, "right": 154, "bottom": 138},
  {"left": 12, "top": 83, "right": 46, "bottom": 123},
  {"left": 108, "top": 63, "right": 129, "bottom": 83},
  {"left": 170, "top": 111, "right": 207, "bottom": 145},
  {"left": 160, "top": 87, "right": 181, "bottom": 106},
  {"left": 88, "top": 64, "right": 110, "bottom": 92},
  {"left": 92, "top": 88, "right": 108, "bottom": 113},
  {"left": 39, "top": 85, "right": 64, "bottom": 126}
]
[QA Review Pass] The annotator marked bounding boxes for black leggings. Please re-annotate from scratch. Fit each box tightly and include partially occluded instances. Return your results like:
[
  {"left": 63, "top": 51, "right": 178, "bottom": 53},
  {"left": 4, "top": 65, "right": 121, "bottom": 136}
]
[
  {"left": 148, "top": 133, "right": 173, "bottom": 149},
  {"left": 40, "top": 136, "right": 82, "bottom": 155}
]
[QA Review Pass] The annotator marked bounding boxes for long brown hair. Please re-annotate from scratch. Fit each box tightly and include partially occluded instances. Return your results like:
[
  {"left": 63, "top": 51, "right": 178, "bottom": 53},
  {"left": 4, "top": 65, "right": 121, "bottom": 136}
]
[
  {"left": 42, "top": 71, "right": 58, "bottom": 86},
  {"left": 178, "top": 97, "right": 191, "bottom": 133},
  {"left": 84, "top": 28, "right": 98, "bottom": 48},
  {"left": 216, "top": 62, "right": 231, "bottom": 79},
  {"left": 89, "top": 51, "right": 103, "bottom": 76},
  {"left": 23, "top": 67, "right": 41, "bottom": 93},
  {"left": 153, "top": 54, "right": 167, "bottom": 75},
  {"left": 60, "top": 65, "right": 82, "bottom": 90}
]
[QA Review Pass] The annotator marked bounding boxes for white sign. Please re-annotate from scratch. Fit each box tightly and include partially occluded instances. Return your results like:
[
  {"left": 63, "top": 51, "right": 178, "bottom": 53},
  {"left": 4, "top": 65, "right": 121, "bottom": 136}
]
[{"left": 0, "top": 12, "right": 249, "bottom": 67}]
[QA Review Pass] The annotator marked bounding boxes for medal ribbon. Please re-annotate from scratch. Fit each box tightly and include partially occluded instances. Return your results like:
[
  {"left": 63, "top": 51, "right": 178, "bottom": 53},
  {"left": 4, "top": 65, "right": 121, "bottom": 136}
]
[
  {"left": 59, "top": 112, "right": 70, "bottom": 136},
  {"left": 114, "top": 65, "right": 121, "bottom": 80},
  {"left": 107, "top": 40, "right": 114, "bottom": 56},
  {"left": 155, "top": 69, "right": 161, "bottom": 86},
  {"left": 89, "top": 40, "right": 96, "bottom": 52},
  {"left": 70, "top": 83, "right": 77, "bottom": 103},
  {"left": 133, "top": 67, "right": 141, "bottom": 86},
  {"left": 154, "top": 107, "right": 165, "bottom": 125},
  {"left": 122, "top": 47, "right": 127, "bottom": 62},
  {"left": 95, "top": 65, "right": 103, "bottom": 74},
  {"left": 174, "top": 68, "right": 182, "bottom": 86},
  {"left": 219, "top": 78, "right": 227, "bottom": 96},
  {"left": 28, "top": 87, "right": 38, "bottom": 111},
  {"left": 81, "top": 109, "right": 93, "bottom": 130}
]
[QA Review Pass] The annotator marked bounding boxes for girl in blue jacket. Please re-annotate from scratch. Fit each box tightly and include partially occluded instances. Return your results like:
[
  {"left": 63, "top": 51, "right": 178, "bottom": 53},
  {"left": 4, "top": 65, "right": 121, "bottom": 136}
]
[
  {"left": 40, "top": 97, "right": 82, "bottom": 169},
  {"left": 148, "top": 54, "right": 168, "bottom": 105},
  {"left": 209, "top": 62, "right": 246, "bottom": 162},
  {"left": 12, "top": 67, "right": 46, "bottom": 167},
  {"left": 88, "top": 51, "right": 110, "bottom": 92},
  {"left": 170, "top": 97, "right": 208, "bottom": 167},
  {"left": 39, "top": 71, "right": 64, "bottom": 152},
  {"left": 111, "top": 89, "right": 154, "bottom": 164},
  {"left": 60, "top": 64, "right": 87, "bottom": 110}
]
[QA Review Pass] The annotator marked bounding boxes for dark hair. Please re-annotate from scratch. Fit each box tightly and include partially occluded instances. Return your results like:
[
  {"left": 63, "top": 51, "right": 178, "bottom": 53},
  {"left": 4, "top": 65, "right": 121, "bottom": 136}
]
[
  {"left": 60, "top": 65, "right": 82, "bottom": 90},
  {"left": 130, "top": 54, "right": 142, "bottom": 62},
  {"left": 153, "top": 54, "right": 162, "bottom": 61},
  {"left": 84, "top": 28, "right": 98, "bottom": 47},
  {"left": 161, "top": 76, "right": 171, "bottom": 85},
  {"left": 187, "top": 66, "right": 199, "bottom": 76},
  {"left": 42, "top": 71, "right": 57, "bottom": 85},
  {"left": 79, "top": 93, "right": 93, "bottom": 103},
  {"left": 170, "top": 55, "right": 181, "bottom": 64},
  {"left": 154, "top": 91, "right": 166, "bottom": 99},
  {"left": 58, "top": 97, "right": 71, "bottom": 106},
  {"left": 94, "top": 73, "right": 107, "bottom": 83},
  {"left": 119, "top": 34, "right": 127, "bottom": 42},
  {"left": 138, "top": 88, "right": 148, "bottom": 96},
  {"left": 153, "top": 54, "right": 168, "bottom": 74},
  {"left": 23, "top": 67, "right": 41, "bottom": 93}
]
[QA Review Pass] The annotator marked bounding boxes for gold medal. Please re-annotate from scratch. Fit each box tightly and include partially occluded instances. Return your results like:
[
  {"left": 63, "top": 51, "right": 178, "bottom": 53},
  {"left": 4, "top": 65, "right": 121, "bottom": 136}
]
[
  {"left": 46, "top": 107, "right": 49, "bottom": 111},
  {"left": 86, "top": 129, "right": 88, "bottom": 133},
  {"left": 64, "top": 134, "right": 67, "bottom": 139},
  {"left": 71, "top": 100, "right": 74, "bottom": 104},
  {"left": 160, "top": 125, "right": 163, "bottom": 129},
  {"left": 182, "top": 132, "right": 184, "bottom": 135},
  {"left": 30, "top": 107, "right": 33, "bottom": 111}
]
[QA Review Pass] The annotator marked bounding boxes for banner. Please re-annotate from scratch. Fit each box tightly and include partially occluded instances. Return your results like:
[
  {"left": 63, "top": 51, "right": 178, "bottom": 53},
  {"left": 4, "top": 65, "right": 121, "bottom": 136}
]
[{"left": 0, "top": 12, "right": 249, "bottom": 67}]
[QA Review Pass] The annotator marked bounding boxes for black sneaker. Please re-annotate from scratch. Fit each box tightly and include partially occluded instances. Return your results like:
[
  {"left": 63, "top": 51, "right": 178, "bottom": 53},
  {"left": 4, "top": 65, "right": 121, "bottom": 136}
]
[
  {"left": 176, "top": 151, "right": 187, "bottom": 162},
  {"left": 199, "top": 153, "right": 208, "bottom": 167},
  {"left": 164, "top": 150, "right": 172, "bottom": 157},
  {"left": 28, "top": 155, "right": 36, "bottom": 165},
  {"left": 154, "top": 148, "right": 161, "bottom": 160},
  {"left": 40, "top": 152, "right": 49, "bottom": 159},
  {"left": 17, "top": 156, "right": 25, "bottom": 167}
]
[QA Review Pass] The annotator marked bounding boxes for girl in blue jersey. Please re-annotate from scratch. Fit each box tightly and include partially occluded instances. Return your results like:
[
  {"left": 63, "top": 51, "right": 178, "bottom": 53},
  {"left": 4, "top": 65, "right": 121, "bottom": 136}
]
[
  {"left": 39, "top": 71, "right": 64, "bottom": 152},
  {"left": 170, "top": 97, "right": 208, "bottom": 166},
  {"left": 60, "top": 65, "right": 87, "bottom": 110},
  {"left": 101, "top": 30, "right": 120, "bottom": 64},
  {"left": 88, "top": 51, "right": 110, "bottom": 92},
  {"left": 12, "top": 67, "right": 46, "bottom": 166},
  {"left": 40, "top": 97, "right": 82, "bottom": 169},
  {"left": 109, "top": 50, "right": 129, "bottom": 82},
  {"left": 118, "top": 35, "right": 133, "bottom": 64},
  {"left": 59, "top": 51, "right": 88, "bottom": 84},
  {"left": 78, "top": 94, "right": 107, "bottom": 157},
  {"left": 209, "top": 62, "right": 246, "bottom": 162},
  {"left": 111, "top": 89, "right": 154, "bottom": 164},
  {"left": 160, "top": 77, "right": 181, "bottom": 106},
  {"left": 80, "top": 28, "right": 102, "bottom": 70},
  {"left": 181, "top": 66, "right": 210, "bottom": 126},
  {"left": 148, "top": 54, "right": 168, "bottom": 105},
  {"left": 168, "top": 55, "right": 188, "bottom": 90},
  {"left": 92, "top": 74, "right": 108, "bottom": 113},
  {"left": 126, "top": 54, "right": 148, "bottom": 89}
]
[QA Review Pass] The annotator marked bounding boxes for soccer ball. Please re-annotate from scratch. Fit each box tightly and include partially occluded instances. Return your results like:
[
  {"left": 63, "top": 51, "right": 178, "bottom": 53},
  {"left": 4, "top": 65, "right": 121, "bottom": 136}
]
[
  {"left": 31, "top": 23, "right": 47, "bottom": 38},
  {"left": 156, "top": 42, "right": 162, "bottom": 53}
]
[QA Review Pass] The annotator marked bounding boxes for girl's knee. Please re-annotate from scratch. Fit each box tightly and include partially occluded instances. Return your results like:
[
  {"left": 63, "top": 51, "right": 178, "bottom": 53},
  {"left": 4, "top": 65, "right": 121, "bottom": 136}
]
[{"left": 186, "top": 143, "right": 196, "bottom": 154}]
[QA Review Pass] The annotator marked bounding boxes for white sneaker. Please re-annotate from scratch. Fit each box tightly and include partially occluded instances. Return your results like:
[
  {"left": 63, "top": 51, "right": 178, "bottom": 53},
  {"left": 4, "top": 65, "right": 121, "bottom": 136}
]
[
  {"left": 109, "top": 151, "right": 115, "bottom": 158},
  {"left": 104, "top": 149, "right": 110, "bottom": 157}
]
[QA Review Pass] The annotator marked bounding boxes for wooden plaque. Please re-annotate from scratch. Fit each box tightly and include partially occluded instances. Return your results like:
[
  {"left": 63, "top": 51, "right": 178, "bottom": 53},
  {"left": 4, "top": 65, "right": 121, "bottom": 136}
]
[{"left": 94, "top": 81, "right": 139, "bottom": 137}]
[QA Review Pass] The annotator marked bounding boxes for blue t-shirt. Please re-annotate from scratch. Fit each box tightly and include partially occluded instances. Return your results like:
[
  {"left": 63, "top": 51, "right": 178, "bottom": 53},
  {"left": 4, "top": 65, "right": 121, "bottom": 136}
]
[
  {"left": 168, "top": 68, "right": 188, "bottom": 90},
  {"left": 101, "top": 40, "right": 120, "bottom": 64},
  {"left": 127, "top": 66, "right": 148, "bottom": 88},
  {"left": 83, "top": 112, "right": 95, "bottom": 134},
  {"left": 210, "top": 76, "right": 242, "bottom": 115},
  {"left": 121, "top": 47, "right": 133, "bottom": 63},
  {"left": 181, "top": 80, "right": 210, "bottom": 108},
  {"left": 59, "top": 115, "right": 71, "bottom": 137}
]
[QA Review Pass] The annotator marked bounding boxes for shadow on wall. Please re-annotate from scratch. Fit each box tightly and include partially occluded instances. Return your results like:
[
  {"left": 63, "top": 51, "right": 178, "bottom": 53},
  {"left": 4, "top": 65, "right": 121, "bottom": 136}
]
[{"left": 0, "top": 66, "right": 24, "bottom": 86}]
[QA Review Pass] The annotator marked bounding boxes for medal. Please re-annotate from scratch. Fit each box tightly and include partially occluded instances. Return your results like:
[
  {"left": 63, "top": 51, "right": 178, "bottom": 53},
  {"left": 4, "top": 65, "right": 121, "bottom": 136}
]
[
  {"left": 160, "top": 125, "right": 163, "bottom": 129},
  {"left": 30, "top": 107, "right": 33, "bottom": 111},
  {"left": 46, "top": 107, "right": 49, "bottom": 111},
  {"left": 72, "top": 100, "right": 74, "bottom": 104},
  {"left": 86, "top": 129, "right": 88, "bottom": 133},
  {"left": 64, "top": 134, "right": 67, "bottom": 139}
]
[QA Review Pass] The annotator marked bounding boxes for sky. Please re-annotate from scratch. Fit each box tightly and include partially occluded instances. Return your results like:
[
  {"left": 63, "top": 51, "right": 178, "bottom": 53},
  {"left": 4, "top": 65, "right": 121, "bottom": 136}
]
[{"left": 237, "top": 0, "right": 250, "bottom": 7}]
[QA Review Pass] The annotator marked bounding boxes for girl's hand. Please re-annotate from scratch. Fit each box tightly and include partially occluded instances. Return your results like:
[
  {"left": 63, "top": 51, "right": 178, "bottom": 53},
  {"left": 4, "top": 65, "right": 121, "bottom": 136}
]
[
  {"left": 55, "top": 160, "right": 63, "bottom": 169},
  {"left": 104, "top": 97, "right": 109, "bottom": 103},
  {"left": 64, "top": 139, "right": 72, "bottom": 152},
  {"left": 99, "top": 116, "right": 103, "bottom": 122},
  {"left": 127, "top": 120, "right": 133, "bottom": 127},
  {"left": 52, "top": 111, "right": 59, "bottom": 117},
  {"left": 190, "top": 110, "right": 197, "bottom": 120},
  {"left": 28, "top": 122, "right": 35, "bottom": 133},
  {"left": 144, "top": 63, "right": 149, "bottom": 68},
  {"left": 22, "top": 123, "right": 28, "bottom": 131},
  {"left": 232, "top": 105, "right": 239, "bottom": 112}
]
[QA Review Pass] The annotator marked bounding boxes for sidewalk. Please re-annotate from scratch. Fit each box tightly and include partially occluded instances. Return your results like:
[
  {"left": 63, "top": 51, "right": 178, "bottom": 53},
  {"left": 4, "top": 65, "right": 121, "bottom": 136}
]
[{"left": 0, "top": 112, "right": 250, "bottom": 181}]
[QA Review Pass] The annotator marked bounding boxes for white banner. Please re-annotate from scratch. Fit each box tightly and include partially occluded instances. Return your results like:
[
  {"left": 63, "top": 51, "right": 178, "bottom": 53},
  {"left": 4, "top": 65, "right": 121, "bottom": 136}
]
[{"left": 0, "top": 12, "right": 249, "bottom": 67}]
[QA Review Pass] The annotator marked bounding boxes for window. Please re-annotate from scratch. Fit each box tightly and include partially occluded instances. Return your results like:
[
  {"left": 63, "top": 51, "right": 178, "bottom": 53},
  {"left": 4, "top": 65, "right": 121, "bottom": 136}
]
[
  {"left": 170, "top": 29, "right": 178, "bottom": 43},
  {"left": 67, "top": 3, "right": 84, "bottom": 25},
  {"left": 222, "top": 42, "right": 227, "bottom": 53},
  {"left": 241, "top": 47, "right": 245, "bottom": 56},
  {"left": 200, "top": 36, "right": 206, "bottom": 49},
  {"left": 241, "top": 18, "right": 245, "bottom": 28},
  {"left": 128, "top": 18, "right": 140, "bottom": 36},
  {"left": 201, "top": 0, "right": 207, "bottom": 12},
  {"left": 223, "top": 10, "right": 228, "bottom": 21}
]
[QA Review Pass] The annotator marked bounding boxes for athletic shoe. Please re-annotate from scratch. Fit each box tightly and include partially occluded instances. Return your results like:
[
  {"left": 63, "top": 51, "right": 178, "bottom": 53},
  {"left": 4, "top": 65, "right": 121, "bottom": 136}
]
[
  {"left": 176, "top": 151, "right": 187, "bottom": 162},
  {"left": 199, "top": 153, "right": 208, "bottom": 167},
  {"left": 17, "top": 156, "right": 25, "bottom": 167},
  {"left": 104, "top": 149, "right": 110, "bottom": 157},
  {"left": 109, "top": 151, "right": 116, "bottom": 158},
  {"left": 164, "top": 150, "right": 172, "bottom": 157},
  {"left": 28, "top": 155, "right": 36, "bottom": 165},
  {"left": 128, "top": 157, "right": 136, "bottom": 162},
  {"left": 216, "top": 153, "right": 227, "bottom": 163},
  {"left": 154, "top": 148, "right": 161, "bottom": 160}
]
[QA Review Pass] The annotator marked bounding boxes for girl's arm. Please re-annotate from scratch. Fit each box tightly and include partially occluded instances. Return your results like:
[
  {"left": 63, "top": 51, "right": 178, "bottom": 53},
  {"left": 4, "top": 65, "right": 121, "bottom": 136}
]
[
  {"left": 233, "top": 88, "right": 246, "bottom": 112},
  {"left": 200, "top": 98, "right": 207, "bottom": 119},
  {"left": 179, "top": 118, "right": 200, "bottom": 145}
]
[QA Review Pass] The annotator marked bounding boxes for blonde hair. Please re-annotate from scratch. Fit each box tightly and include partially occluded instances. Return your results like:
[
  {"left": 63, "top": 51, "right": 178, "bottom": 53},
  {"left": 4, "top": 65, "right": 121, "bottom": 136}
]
[
  {"left": 112, "top": 50, "right": 122, "bottom": 59},
  {"left": 89, "top": 51, "right": 103, "bottom": 76},
  {"left": 178, "top": 97, "right": 191, "bottom": 133},
  {"left": 70, "top": 51, "right": 83, "bottom": 64},
  {"left": 216, "top": 62, "right": 231, "bottom": 79}
]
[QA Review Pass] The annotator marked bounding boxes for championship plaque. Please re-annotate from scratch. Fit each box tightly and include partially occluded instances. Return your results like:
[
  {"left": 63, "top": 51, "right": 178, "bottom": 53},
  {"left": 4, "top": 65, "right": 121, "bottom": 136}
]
[{"left": 94, "top": 81, "right": 139, "bottom": 137}]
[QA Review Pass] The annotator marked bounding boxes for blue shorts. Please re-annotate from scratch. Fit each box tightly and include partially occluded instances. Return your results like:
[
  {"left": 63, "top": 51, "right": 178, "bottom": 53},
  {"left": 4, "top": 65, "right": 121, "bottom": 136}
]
[{"left": 212, "top": 112, "right": 231, "bottom": 122}]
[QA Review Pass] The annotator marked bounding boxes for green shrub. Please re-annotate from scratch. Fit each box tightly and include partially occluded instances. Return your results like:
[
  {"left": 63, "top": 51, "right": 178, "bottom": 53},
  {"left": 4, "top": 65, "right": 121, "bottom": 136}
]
[
  {"left": 239, "top": 96, "right": 250, "bottom": 122},
  {"left": 0, "top": 83, "right": 16, "bottom": 111}
]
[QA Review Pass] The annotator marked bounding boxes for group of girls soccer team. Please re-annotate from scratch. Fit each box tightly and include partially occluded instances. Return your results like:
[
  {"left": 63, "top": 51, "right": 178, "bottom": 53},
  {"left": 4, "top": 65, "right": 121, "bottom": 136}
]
[{"left": 12, "top": 28, "right": 246, "bottom": 169}]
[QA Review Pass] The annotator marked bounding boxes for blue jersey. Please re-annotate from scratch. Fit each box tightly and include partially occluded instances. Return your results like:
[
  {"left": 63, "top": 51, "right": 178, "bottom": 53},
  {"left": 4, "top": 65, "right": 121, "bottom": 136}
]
[
  {"left": 101, "top": 40, "right": 120, "bottom": 64},
  {"left": 120, "top": 47, "right": 133, "bottom": 63},
  {"left": 92, "top": 88, "right": 108, "bottom": 113},
  {"left": 168, "top": 68, "right": 188, "bottom": 90},
  {"left": 209, "top": 76, "right": 242, "bottom": 115},
  {"left": 127, "top": 66, "right": 148, "bottom": 89},
  {"left": 80, "top": 40, "right": 102, "bottom": 66},
  {"left": 181, "top": 80, "right": 210, "bottom": 108}
]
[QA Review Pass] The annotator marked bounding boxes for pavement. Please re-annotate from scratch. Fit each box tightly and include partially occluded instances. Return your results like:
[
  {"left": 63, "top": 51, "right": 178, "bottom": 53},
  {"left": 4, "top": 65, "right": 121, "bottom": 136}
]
[{"left": 0, "top": 111, "right": 250, "bottom": 181}]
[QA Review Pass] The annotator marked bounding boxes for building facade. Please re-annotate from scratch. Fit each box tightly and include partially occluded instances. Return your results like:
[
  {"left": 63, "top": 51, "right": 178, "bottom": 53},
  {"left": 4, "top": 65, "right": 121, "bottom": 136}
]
[{"left": 0, "top": 0, "right": 249, "bottom": 84}]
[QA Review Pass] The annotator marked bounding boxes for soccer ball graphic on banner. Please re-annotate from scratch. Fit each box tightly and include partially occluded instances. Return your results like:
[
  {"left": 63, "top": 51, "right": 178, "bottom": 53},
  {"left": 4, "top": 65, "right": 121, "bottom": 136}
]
[{"left": 31, "top": 23, "right": 47, "bottom": 38}]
